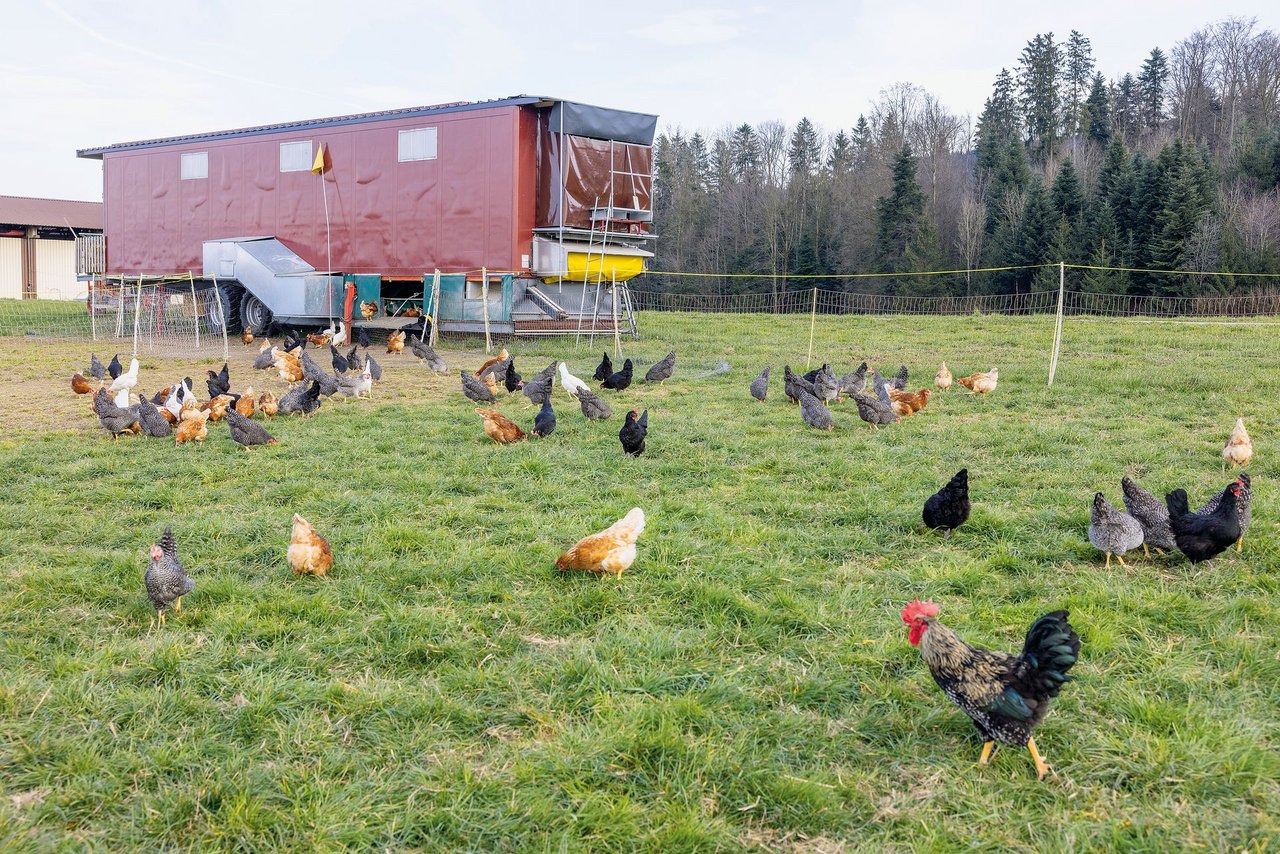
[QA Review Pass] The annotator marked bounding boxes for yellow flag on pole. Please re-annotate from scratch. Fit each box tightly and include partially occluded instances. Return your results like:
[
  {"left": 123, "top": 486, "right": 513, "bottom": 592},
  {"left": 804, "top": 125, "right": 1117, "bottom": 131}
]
[{"left": 311, "top": 143, "right": 326, "bottom": 174}]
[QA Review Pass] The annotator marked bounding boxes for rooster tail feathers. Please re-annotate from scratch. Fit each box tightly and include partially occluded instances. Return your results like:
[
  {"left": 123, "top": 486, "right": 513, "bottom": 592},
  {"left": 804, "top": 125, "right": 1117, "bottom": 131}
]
[
  {"left": 1020, "top": 610, "right": 1080, "bottom": 698},
  {"left": 159, "top": 527, "right": 177, "bottom": 556}
]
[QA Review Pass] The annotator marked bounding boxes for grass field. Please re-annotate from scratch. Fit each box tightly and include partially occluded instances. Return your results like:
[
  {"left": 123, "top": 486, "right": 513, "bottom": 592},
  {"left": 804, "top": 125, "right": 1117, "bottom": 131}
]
[{"left": 0, "top": 312, "right": 1276, "bottom": 852}]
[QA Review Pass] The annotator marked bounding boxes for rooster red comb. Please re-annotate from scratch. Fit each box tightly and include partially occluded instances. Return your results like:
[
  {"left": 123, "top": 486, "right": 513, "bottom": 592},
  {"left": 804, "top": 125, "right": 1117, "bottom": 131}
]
[{"left": 901, "top": 599, "right": 940, "bottom": 624}]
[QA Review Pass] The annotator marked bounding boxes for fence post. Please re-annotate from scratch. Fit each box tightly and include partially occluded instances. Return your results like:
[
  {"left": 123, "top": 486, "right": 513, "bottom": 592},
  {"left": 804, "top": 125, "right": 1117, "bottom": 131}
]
[
  {"left": 481, "top": 267, "right": 491, "bottom": 355},
  {"left": 611, "top": 270, "right": 622, "bottom": 359},
  {"left": 132, "top": 276, "right": 143, "bottom": 356},
  {"left": 189, "top": 272, "right": 199, "bottom": 350},
  {"left": 89, "top": 279, "right": 97, "bottom": 341},
  {"left": 429, "top": 269, "right": 441, "bottom": 348},
  {"left": 1048, "top": 262, "right": 1065, "bottom": 386},
  {"left": 805, "top": 287, "right": 818, "bottom": 369}
]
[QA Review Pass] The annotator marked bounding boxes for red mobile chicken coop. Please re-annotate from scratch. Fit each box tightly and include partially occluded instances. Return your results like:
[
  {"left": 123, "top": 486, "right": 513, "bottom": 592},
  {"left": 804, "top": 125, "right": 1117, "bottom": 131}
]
[{"left": 75, "top": 96, "right": 657, "bottom": 337}]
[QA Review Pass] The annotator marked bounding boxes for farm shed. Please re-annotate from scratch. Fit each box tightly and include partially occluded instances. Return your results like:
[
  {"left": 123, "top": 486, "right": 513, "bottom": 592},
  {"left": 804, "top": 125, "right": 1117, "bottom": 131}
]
[
  {"left": 0, "top": 195, "right": 102, "bottom": 300},
  {"left": 76, "top": 96, "right": 656, "bottom": 335}
]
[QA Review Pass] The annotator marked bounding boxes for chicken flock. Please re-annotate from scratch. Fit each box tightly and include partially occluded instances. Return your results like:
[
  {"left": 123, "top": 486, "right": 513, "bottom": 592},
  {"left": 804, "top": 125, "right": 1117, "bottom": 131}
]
[{"left": 66, "top": 323, "right": 1262, "bottom": 784}]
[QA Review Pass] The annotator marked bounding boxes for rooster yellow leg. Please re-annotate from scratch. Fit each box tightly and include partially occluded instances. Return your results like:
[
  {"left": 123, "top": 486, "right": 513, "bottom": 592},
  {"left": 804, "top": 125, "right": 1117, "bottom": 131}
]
[
  {"left": 1028, "top": 737, "right": 1051, "bottom": 781},
  {"left": 978, "top": 741, "right": 995, "bottom": 766},
  {"left": 1116, "top": 554, "right": 1129, "bottom": 568}
]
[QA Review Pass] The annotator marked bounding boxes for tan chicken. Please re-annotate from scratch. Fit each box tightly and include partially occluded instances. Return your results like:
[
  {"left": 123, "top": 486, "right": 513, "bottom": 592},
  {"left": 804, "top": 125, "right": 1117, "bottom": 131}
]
[
  {"left": 179, "top": 399, "right": 202, "bottom": 421},
  {"left": 1223, "top": 418, "right": 1253, "bottom": 469},
  {"left": 360, "top": 300, "right": 378, "bottom": 320},
  {"left": 274, "top": 349, "right": 304, "bottom": 384},
  {"left": 159, "top": 408, "right": 178, "bottom": 424},
  {"left": 889, "top": 388, "right": 931, "bottom": 416},
  {"left": 474, "top": 407, "right": 527, "bottom": 444},
  {"left": 241, "top": 328, "right": 254, "bottom": 345},
  {"left": 175, "top": 410, "right": 210, "bottom": 445},
  {"left": 935, "top": 362, "right": 953, "bottom": 391},
  {"left": 204, "top": 395, "right": 235, "bottom": 422},
  {"left": 555, "top": 508, "right": 646, "bottom": 577},
  {"left": 71, "top": 372, "right": 96, "bottom": 395},
  {"left": 959, "top": 368, "right": 998, "bottom": 395},
  {"left": 235, "top": 387, "right": 256, "bottom": 418},
  {"left": 258, "top": 391, "right": 279, "bottom": 418},
  {"left": 287, "top": 514, "right": 333, "bottom": 577},
  {"left": 387, "top": 330, "right": 406, "bottom": 354},
  {"left": 306, "top": 332, "right": 331, "bottom": 348}
]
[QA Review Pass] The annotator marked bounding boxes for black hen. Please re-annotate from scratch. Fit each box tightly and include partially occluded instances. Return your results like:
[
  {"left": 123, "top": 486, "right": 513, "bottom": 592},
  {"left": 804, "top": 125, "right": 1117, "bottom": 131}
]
[
  {"left": 206, "top": 367, "right": 230, "bottom": 399},
  {"left": 1166, "top": 483, "right": 1242, "bottom": 563},
  {"left": 602, "top": 358, "right": 634, "bottom": 391},
  {"left": 923, "top": 469, "right": 970, "bottom": 537},
  {"left": 331, "top": 345, "right": 350, "bottom": 375},
  {"left": 356, "top": 326, "right": 372, "bottom": 349},
  {"left": 505, "top": 358, "right": 524, "bottom": 392},
  {"left": 532, "top": 397, "right": 556, "bottom": 437},
  {"left": 108, "top": 354, "right": 123, "bottom": 380},
  {"left": 619, "top": 409, "right": 648, "bottom": 456},
  {"left": 593, "top": 352, "right": 613, "bottom": 382}
]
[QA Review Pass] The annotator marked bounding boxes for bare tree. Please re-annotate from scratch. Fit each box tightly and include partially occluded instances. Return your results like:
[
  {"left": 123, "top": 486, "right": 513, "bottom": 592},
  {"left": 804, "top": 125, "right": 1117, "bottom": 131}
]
[{"left": 957, "top": 191, "right": 986, "bottom": 296}]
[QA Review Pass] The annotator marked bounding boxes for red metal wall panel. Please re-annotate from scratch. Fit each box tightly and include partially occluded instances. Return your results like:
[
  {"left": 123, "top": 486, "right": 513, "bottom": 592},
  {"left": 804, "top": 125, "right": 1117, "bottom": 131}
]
[{"left": 100, "top": 105, "right": 528, "bottom": 277}]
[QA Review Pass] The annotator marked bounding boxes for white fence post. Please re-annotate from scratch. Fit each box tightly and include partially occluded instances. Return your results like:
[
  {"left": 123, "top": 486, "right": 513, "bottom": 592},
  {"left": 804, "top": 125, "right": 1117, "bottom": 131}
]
[{"left": 1048, "top": 262, "right": 1065, "bottom": 386}]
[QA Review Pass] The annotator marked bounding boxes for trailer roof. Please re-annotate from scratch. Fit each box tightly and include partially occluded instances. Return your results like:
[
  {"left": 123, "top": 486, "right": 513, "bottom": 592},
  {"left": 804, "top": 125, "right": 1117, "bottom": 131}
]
[{"left": 77, "top": 96, "right": 657, "bottom": 158}]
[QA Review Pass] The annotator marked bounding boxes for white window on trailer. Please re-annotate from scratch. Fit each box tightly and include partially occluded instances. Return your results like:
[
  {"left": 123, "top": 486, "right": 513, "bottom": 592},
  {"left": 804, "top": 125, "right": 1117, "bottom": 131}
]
[
  {"left": 279, "top": 140, "right": 314, "bottom": 172},
  {"left": 465, "top": 278, "right": 501, "bottom": 300},
  {"left": 181, "top": 151, "right": 208, "bottom": 180},
  {"left": 398, "top": 127, "right": 437, "bottom": 162}
]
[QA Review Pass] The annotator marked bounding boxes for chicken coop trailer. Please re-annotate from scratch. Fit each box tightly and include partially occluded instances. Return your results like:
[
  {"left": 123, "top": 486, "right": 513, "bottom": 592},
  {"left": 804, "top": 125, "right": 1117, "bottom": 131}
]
[{"left": 76, "top": 96, "right": 656, "bottom": 337}]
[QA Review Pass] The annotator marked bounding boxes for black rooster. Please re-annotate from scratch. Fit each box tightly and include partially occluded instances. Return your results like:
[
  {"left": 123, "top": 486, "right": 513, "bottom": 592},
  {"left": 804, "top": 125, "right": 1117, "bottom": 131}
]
[
  {"left": 1166, "top": 482, "right": 1242, "bottom": 563},
  {"left": 923, "top": 469, "right": 970, "bottom": 538},
  {"left": 593, "top": 352, "right": 613, "bottom": 382},
  {"left": 619, "top": 409, "right": 648, "bottom": 456},
  {"left": 602, "top": 358, "right": 634, "bottom": 392}
]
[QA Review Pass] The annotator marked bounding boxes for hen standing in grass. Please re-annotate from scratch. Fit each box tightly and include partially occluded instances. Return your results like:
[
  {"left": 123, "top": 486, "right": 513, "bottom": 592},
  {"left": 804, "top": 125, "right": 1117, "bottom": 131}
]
[
  {"left": 461, "top": 370, "right": 497, "bottom": 403},
  {"left": 593, "top": 352, "right": 613, "bottom": 382},
  {"left": 556, "top": 508, "right": 646, "bottom": 577},
  {"left": 577, "top": 387, "right": 613, "bottom": 420},
  {"left": 88, "top": 354, "right": 106, "bottom": 380},
  {"left": 839, "top": 362, "right": 868, "bottom": 397},
  {"left": 1223, "top": 418, "right": 1253, "bottom": 469},
  {"left": 935, "top": 362, "right": 952, "bottom": 391},
  {"left": 532, "top": 398, "right": 556, "bottom": 437},
  {"left": 288, "top": 515, "right": 333, "bottom": 577},
  {"left": 523, "top": 370, "right": 554, "bottom": 406},
  {"left": 619, "top": 409, "right": 648, "bottom": 456},
  {"left": 1120, "top": 476, "right": 1176, "bottom": 557},
  {"left": 750, "top": 366, "right": 770, "bottom": 402},
  {"left": 226, "top": 409, "right": 277, "bottom": 449},
  {"left": 602, "top": 358, "right": 634, "bottom": 392},
  {"left": 146, "top": 528, "right": 195, "bottom": 626},
  {"left": 797, "top": 388, "right": 834, "bottom": 430},
  {"left": 1196, "top": 473, "right": 1252, "bottom": 552},
  {"left": 135, "top": 393, "right": 172, "bottom": 438},
  {"left": 93, "top": 388, "right": 140, "bottom": 438},
  {"left": 904, "top": 599, "right": 1080, "bottom": 781},
  {"left": 644, "top": 350, "right": 676, "bottom": 384},
  {"left": 1167, "top": 482, "right": 1242, "bottom": 563},
  {"left": 1088, "top": 493, "right": 1144, "bottom": 569},
  {"left": 812, "top": 364, "right": 840, "bottom": 404},
  {"left": 923, "top": 469, "right": 970, "bottom": 538}
]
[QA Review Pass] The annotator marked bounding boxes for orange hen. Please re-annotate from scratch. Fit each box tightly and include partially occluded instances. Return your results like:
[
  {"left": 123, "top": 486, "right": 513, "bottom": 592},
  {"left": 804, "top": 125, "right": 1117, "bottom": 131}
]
[
  {"left": 555, "top": 508, "right": 646, "bottom": 577},
  {"left": 475, "top": 408, "right": 526, "bottom": 444},
  {"left": 288, "top": 514, "right": 333, "bottom": 576}
]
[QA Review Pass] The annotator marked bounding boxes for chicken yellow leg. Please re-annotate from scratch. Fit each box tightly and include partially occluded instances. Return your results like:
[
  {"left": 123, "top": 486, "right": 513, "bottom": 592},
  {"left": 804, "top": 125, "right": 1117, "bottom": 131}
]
[
  {"left": 1116, "top": 554, "right": 1129, "bottom": 568},
  {"left": 1028, "top": 737, "right": 1051, "bottom": 781},
  {"left": 978, "top": 741, "right": 995, "bottom": 766},
  {"left": 1143, "top": 544, "right": 1150, "bottom": 558},
  {"left": 1104, "top": 553, "right": 1112, "bottom": 570},
  {"left": 158, "top": 610, "right": 166, "bottom": 626},
  {"left": 1236, "top": 537, "right": 1243, "bottom": 553},
  {"left": 174, "top": 597, "right": 182, "bottom": 613}
]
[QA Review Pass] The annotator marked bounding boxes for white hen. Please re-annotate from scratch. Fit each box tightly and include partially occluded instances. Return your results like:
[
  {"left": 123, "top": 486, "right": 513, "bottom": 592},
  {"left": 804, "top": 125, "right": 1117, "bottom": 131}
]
[
  {"left": 107, "top": 357, "right": 139, "bottom": 394},
  {"left": 558, "top": 362, "right": 590, "bottom": 398}
]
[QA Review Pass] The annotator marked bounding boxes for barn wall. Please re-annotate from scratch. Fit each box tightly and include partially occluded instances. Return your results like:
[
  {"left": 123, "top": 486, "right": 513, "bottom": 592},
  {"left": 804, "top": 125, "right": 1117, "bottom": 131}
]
[
  {"left": 35, "top": 239, "right": 81, "bottom": 299},
  {"left": 101, "top": 104, "right": 532, "bottom": 278},
  {"left": 0, "top": 238, "right": 21, "bottom": 299}
]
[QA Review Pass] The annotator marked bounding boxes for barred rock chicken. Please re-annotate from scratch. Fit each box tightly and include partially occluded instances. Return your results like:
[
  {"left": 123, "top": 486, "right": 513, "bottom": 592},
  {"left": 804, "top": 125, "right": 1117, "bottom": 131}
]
[
  {"left": 1197, "top": 473, "right": 1252, "bottom": 552},
  {"left": 923, "top": 469, "right": 970, "bottom": 538},
  {"left": 146, "top": 527, "right": 195, "bottom": 626},
  {"left": 252, "top": 340, "right": 275, "bottom": 370},
  {"left": 887, "top": 364, "right": 909, "bottom": 391},
  {"left": 797, "top": 388, "right": 834, "bottom": 430},
  {"left": 1088, "top": 492, "right": 1144, "bottom": 569},
  {"left": 935, "top": 362, "right": 953, "bottom": 391},
  {"left": 851, "top": 382, "right": 899, "bottom": 427},
  {"left": 136, "top": 394, "right": 172, "bottom": 438},
  {"left": 410, "top": 339, "right": 448, "bottom": 372},
  {"left": 93, "top": 388, "right": 139, "bottom": 439},
  {"left": 784, "top": 365, "right": 816, "bottom": 404},
  {"left": 644, "top": 350, "right": 676, "bottom": 384},
  {"left": 1223, "top": 418, "right": 1253, "bottom": 469},
  {"left": 475, "top": 408, "right": 527, "bottom": 444},
  {"left": 1167, "top": 482, "right": 1242, "bottom": 563},
  {"left": 301, "top": 351, "right": 338, "bottom": 396},
  {"left": 812, "top": 364, "right": 840, "bottom": 404},
  {"left": 904, "top": 600, "right": 1080, "bottom": 781},
  {"left": 839, "top": 362, "right": 868, "bottom": 397},
  {"left": 175, "top": 409, "right": 210, "bottom": 445},
  {"left": 88, "top": 353, "right": 106, "bottom": 380},
  {"left": 1120, "top": 476, "right": 1177, "bottom": 557},
  {"left": 593, "top": 352, "right": 613, "bottom": 382},
  {"left": 602, "top": 358, "right": 634, "bottom": 392},
  {"left": 577, "top": 387, "right": 613, "bottom": 420},
  {"left": 226, "top": 409, "right": 277, "bottom": 449},
  {"left": 558, "top": 362, "right": 589, "bottom": 398},
  {"left": 460, "top": 370, "right": 496, "bottom": 403},
  {"left": 750, "top": 366, "right": 771, "bottom": 402},
  {"left": 288, "top": 514, "right": 333, "bottom": 577},
  {"left": 523, "top": 371, "right": 554, "bottom": 406},
  {"left": 556, "top": 508, "right": 646, "bottom": 577},
  {"left": 532, "top": 398, "right": 556, "bottom": 437},
  {"left": 619, "top": 409, "right": 648, "bottom": 456},
  {"left": 364, "top": 355, "right": 383, "bottom": 383},
  {"left": 277, "top": 381, "right": 315, "bottom": 416}
]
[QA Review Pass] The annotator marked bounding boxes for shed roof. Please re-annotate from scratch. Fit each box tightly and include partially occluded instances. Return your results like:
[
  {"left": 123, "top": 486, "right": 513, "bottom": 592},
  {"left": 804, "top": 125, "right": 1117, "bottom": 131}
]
[
  {"left": 77, "top": 96, "right": 658, "bottom": 158},
  {"left": 0, "top": 195, "right": 103, "bottom": 230}
]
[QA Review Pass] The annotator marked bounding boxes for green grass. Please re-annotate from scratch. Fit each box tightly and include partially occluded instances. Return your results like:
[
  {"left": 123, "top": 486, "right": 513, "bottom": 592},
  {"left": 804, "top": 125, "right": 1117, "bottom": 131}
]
[{"left": 0, "top": 313, "right": 1277, "bottom": 852}]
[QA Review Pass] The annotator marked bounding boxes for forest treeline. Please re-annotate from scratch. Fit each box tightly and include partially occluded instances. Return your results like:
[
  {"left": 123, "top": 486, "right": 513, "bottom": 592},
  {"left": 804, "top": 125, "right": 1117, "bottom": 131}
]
[{"left": 647, "top": 18, "right": 1280, "bottom": 298}]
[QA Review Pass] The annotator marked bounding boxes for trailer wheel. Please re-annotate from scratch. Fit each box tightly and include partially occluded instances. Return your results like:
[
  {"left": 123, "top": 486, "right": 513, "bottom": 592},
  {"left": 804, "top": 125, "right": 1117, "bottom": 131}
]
[
  {"left": 240, "top": 292, "right": 273, "bottom": 335},
  {"left": 207, "top": 284, "right": 244, "bottom": 335}
]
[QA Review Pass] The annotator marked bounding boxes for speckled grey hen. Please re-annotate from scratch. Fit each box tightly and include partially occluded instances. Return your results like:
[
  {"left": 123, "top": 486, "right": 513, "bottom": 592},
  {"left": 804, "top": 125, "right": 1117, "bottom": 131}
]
[
  {"left": 1120, "top": 476, "right": 1176, "bottom": 556},
  {"left": 1088, "top": 492, "right": 1144, "bottom": 569},
  {"left": 135, "top": 394, "right": 172, "bottom": 438},
  {"left": 797, "top": 388, "right": 834, "bottom": 430},
  {"left": 146, "top": 527, "right": 195, "bottom": 625},
  {"left": 812, "top": 364, "right": 839, "bottom": 404},
  {"left": 749, "top": 366, "right": 770, "bottom": 402},
  {"left": 644, "top": 350, "right": 676, "bottom": 384},
  {"left": 577, "top": 387, "right": 613, "bottom": 420},
  {"left": 92, "top": 388, "right": 139, "bottom": 438},
  {"left": 460, "top": 370, "right": 496, "bottom": 403},
  {"left": 225, "top": 409, "right": 277, "bottom": 449}
]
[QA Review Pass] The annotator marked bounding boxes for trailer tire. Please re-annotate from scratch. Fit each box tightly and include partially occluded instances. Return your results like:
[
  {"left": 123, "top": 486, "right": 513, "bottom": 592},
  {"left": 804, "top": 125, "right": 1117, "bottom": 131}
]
[
  {"left": 208, "top": 284, "right": 244, "bottom": 335},
  {"left": 240, "top": 292, "right": 273, "bottom": 336}
]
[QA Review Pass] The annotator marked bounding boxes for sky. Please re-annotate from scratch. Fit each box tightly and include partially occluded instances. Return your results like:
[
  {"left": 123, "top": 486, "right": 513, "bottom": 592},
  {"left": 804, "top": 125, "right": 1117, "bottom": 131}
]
[{"left": 3, "top": 0, "right": 1275, "bottom": 202}]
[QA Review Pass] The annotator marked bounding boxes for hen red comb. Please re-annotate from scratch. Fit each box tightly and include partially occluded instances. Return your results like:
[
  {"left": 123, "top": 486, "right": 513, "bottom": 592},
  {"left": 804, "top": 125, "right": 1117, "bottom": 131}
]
[{"left": 901, "top": 599, "right": 940, "bottom": 624}]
